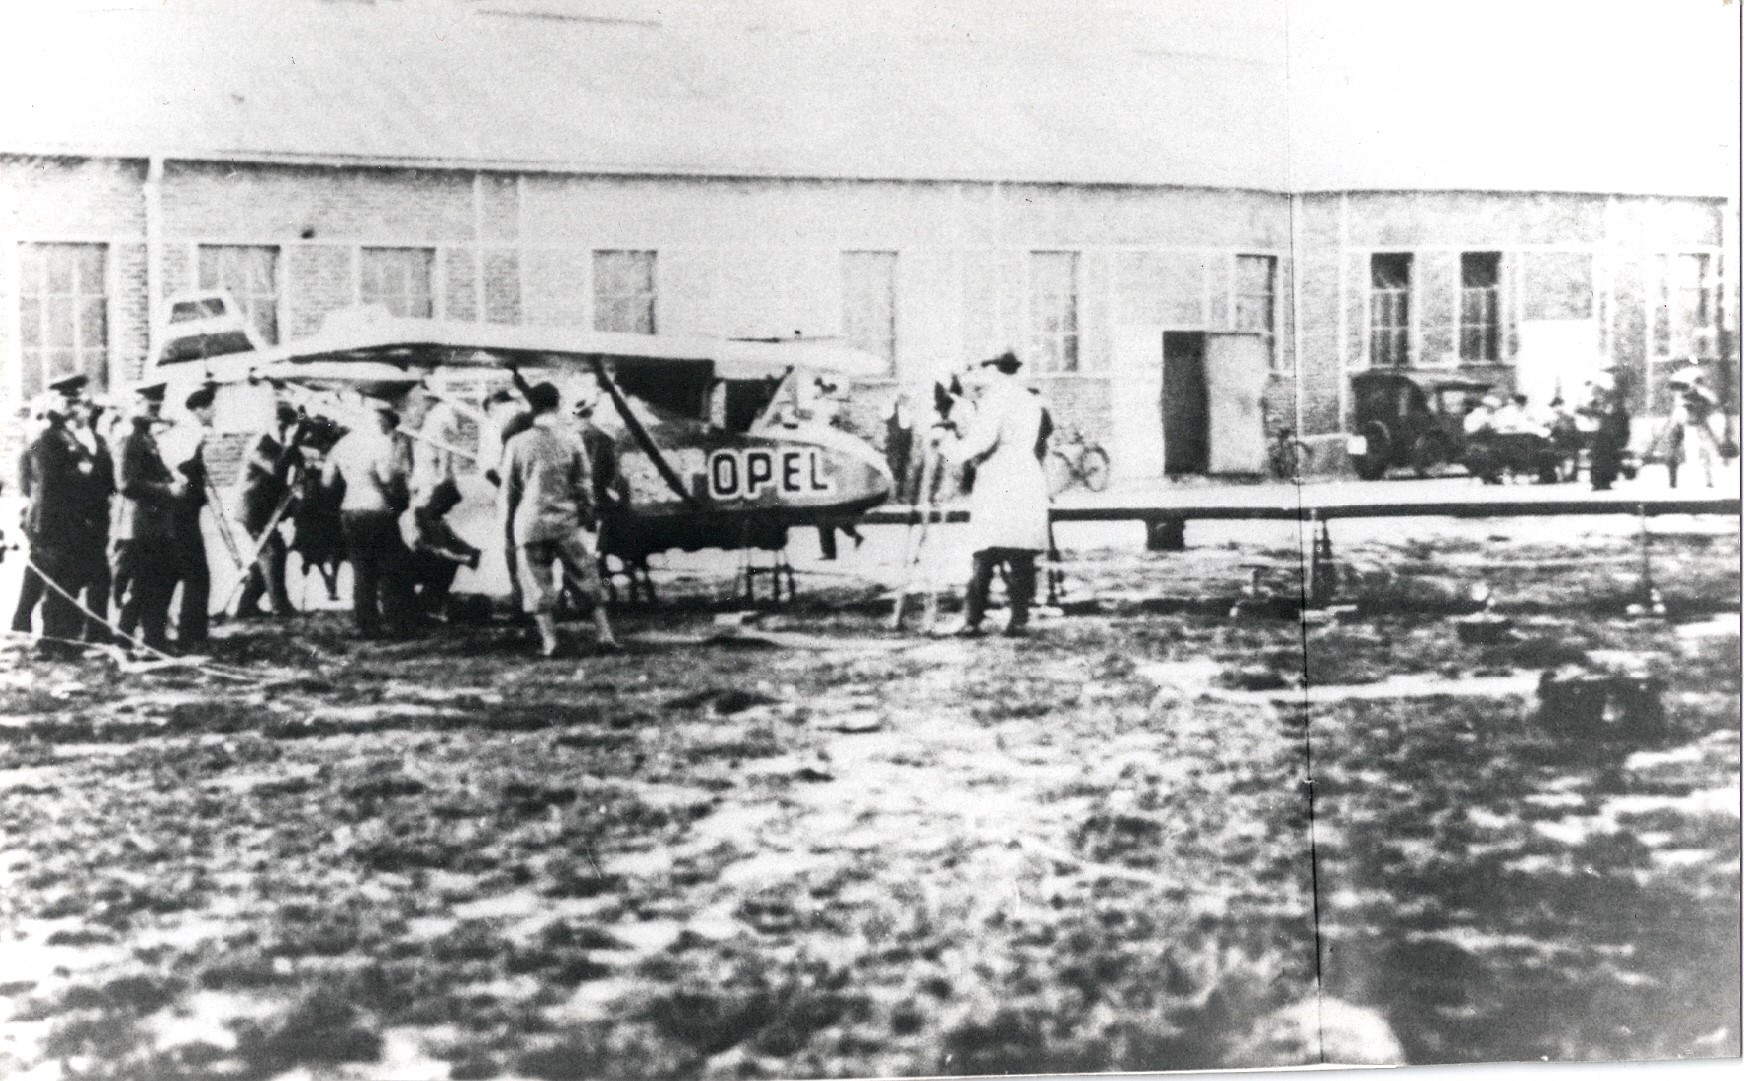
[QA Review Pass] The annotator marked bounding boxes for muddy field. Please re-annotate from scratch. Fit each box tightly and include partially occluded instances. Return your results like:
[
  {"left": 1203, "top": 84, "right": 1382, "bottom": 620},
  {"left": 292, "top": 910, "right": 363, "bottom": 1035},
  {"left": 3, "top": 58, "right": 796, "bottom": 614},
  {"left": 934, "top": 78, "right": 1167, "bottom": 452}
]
[{"left": 0, "top": 523, "right": 1738, "bottom": 1080}]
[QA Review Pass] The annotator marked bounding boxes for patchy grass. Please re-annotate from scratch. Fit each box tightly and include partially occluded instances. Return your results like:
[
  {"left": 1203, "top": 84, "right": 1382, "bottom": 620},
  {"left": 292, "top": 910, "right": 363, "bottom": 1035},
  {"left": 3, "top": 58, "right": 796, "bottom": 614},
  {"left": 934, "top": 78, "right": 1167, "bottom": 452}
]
[{"left": 0, "top": 527, "right": 1735, "bottom": 1076}]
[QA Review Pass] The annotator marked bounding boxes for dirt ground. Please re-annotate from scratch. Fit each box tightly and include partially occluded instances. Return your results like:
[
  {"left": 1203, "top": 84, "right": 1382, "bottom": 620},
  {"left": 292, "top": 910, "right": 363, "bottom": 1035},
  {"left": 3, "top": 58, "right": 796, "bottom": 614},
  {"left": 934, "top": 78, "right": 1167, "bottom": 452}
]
[{"left": 0, "top": 520, "right": 1738, "bottom": 1080}]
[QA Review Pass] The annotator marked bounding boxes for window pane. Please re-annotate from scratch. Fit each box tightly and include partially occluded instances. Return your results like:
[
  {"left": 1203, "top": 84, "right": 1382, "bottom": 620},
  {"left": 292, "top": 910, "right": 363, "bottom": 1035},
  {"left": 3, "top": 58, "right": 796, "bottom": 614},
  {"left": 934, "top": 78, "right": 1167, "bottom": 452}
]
[
  {"left": 19, "top": 300, "right": 41, "bottom": 348},
  {"left": 46, "top": 297, "right": 74, "bottom": 347},
  {"left": 79, "top": 297, "right": 106, "bottom": 349},
  {"left": 594, "top": 251, "right": 657, "bottom": 334},
  {"left": 361, "top": 247, "right": 434, "bottom": 319},
  {"left": 1029, "top": 251, "right": 1079, "bottom": 373},
  {"left": 842, "top": 251, "right": 897, "bottom": 369}
]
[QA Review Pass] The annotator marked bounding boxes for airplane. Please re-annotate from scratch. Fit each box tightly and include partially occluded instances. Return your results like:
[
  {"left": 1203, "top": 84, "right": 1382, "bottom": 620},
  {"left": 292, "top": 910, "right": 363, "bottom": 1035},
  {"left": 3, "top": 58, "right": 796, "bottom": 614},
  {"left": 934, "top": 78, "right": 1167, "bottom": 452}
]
[{"left": 145, "top": 291, "right": 895, "bottom": 603}]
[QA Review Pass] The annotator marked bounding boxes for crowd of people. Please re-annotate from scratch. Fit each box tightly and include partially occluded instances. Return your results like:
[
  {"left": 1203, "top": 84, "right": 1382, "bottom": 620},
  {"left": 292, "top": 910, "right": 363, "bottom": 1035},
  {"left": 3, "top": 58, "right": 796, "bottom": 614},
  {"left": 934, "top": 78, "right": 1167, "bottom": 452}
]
[
  {"left": 11, "top": 371, "right": 618, "bottom": 661},
  {"left": 9, "top": 354, "right": 1731, "bottom": 659},
  {"left": 1456, "top": 365, "right": 1729, "bottom": 492}
]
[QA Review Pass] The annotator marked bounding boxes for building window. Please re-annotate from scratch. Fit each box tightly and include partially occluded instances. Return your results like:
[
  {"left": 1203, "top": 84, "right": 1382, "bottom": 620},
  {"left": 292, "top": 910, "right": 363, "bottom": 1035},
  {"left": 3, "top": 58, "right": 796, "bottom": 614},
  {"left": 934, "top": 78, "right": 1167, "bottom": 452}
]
[
  {"left": 1654, "top": 252, "right": 1720, "bottom": 358},
  {"left": 198, "top": 244, "right": 280, "bottom": 343},
  {"left": 1369, "top": 253, "right": 1412, "bottom": 368},
  {"left": 18, "top": 243, "right": 107, "bottom": 400},
  {"left": 841, "top": 251, "right": 897, "bottom": 371},
  {"left": 1459, "top": 252, "right": 1501, "bottom": 363},
  {"left": 594, "top": 250, "right": 657, "bottom": 334},
  {"left": 360, "top": 247, "right": 435, "bottom": 318},
  {"left": 1235, "top": 254, "right": 1277, "bottom": 367},
  {"left": 1029, "top": 251, "right": 1079, "bottom": 373}
]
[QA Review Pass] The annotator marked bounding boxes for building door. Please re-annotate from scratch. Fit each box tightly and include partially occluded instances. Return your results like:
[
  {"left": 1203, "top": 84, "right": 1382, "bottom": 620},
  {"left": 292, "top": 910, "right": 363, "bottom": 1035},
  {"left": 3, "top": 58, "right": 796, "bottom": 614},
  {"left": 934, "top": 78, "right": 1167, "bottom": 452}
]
[{"left": 1162, "top": 331, "right": 1209, "bottom": 475}]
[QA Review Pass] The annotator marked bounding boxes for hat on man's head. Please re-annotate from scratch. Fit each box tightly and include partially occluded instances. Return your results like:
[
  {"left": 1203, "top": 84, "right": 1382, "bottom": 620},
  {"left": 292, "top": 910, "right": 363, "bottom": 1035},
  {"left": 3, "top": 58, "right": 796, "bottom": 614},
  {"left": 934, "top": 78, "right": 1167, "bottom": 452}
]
[
  {"left": 132, "top": 381, "right": 167, "bottom": 404},
  {"left": 525, "top": 381, "right": 561, "bottom": 413},
  {"left": 982, "top": 350, "right": 1023, "bottom": 376},
  {"left": 48, "top": 373, "right": 89, "bottom": 398},
  {"left": 185, "top": 384, "right": 218, "bottom": 411}
]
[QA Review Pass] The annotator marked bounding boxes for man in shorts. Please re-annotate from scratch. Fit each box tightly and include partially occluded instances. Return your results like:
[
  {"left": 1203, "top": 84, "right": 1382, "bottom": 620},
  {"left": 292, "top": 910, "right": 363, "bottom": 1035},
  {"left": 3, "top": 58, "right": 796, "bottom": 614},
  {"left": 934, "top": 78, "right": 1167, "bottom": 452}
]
[{"left": 501, "top": 381, "right": 619, "bottom": 658}]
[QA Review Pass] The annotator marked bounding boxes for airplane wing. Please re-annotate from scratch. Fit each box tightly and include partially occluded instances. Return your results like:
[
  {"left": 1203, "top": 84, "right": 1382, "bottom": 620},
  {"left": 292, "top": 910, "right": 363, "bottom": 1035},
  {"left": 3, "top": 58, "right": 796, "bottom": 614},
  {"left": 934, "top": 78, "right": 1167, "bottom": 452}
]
[{"left": 244, "top": 311, "right": 890, "bottom": 380}]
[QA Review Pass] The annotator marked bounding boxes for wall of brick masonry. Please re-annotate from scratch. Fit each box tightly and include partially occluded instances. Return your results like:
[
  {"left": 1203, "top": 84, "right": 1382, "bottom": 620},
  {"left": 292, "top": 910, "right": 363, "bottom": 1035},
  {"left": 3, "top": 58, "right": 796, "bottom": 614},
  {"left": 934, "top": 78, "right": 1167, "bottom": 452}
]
[
  {"left": 2, "top": 152, "right": 1730, "bottom": 483},
  {"left": 1293, "top": 191, "right": 1731, "bottom": 448}
]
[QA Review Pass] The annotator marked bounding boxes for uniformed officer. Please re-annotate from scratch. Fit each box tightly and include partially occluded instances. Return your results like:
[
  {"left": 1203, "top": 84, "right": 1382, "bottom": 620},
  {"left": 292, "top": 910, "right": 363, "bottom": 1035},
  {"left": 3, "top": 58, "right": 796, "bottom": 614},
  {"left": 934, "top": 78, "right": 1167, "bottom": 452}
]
[
  {"left": 21, "top": 375, "right": 114, "bottom": 656},
  {"left": 112, "top": 382, "right": 180, "bottom": 654},
  {"left": 61, "top": 376, "right": 115, "bottom": 645}
]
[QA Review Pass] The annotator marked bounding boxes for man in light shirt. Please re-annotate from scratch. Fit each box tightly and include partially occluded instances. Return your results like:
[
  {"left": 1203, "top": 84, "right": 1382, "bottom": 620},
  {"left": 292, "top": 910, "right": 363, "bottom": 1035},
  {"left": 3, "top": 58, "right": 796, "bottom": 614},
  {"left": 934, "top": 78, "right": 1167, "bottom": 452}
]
[
  {"left": 501, "top": 381, "right": 618, "bottom": 659},
  {"left": 321, "top": 401, "right": 416, "bottom": 639}
]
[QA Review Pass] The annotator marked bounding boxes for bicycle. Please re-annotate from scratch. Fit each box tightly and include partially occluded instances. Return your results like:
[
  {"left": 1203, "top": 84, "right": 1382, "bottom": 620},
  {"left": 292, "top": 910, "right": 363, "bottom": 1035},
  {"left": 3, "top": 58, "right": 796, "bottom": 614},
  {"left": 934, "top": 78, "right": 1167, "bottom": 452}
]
[
  {"left": 1268, "top": 426, "right": 1309, "bottom": 482},
  {"left": 1044, "top": 426, "right": 1111, "bottom": 496}
]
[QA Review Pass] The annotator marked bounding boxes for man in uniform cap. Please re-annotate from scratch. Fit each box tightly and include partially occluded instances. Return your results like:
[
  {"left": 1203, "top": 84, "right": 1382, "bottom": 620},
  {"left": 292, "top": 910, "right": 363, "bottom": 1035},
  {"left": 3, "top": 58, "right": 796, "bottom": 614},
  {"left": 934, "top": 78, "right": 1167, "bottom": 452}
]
[
  {"left": 17, "top": 376, "right": 111, "bottom": 655},
  {"left": 321, "top": 398, "right": 417, "bottom": 639},
  {"left": 112, "top": 381, "right": 181, "bottom": 653}
]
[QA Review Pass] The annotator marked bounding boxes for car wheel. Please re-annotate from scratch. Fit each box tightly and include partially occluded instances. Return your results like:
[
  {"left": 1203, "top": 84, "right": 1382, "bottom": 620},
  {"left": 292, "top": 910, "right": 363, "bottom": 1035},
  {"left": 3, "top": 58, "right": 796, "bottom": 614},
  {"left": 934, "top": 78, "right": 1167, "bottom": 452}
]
[
  {"left": 1410, "top": 434, "right": 1446, "bottom": 478},
  {"left": 1352, "top": 423, "right": 1390, "bottom": 481}
]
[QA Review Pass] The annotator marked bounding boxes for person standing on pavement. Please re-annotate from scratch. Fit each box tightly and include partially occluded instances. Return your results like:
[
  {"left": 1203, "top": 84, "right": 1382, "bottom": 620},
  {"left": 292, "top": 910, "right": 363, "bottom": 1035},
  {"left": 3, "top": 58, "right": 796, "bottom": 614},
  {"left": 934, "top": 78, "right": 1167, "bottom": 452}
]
[
  {"left": 236, "top": 401, "right": 304, "bottom": 618},
  {"left": 939, "top": 351, "right": 1051, "bottom": 638},
  {"left": 1673, "top": 369, "right": 1725, "bottom": 488},
  {"left": 501, "top": 381, "right": 619, "bottom": 658},
  {"left": 321, "top": 400, "right": 418, "bottom": 640},
  {"left": 1583, "top": 373, "right": 1631, "bottom": 492},
  {"left": 112, "top": 382, "right": 180, "bottom": 654}
]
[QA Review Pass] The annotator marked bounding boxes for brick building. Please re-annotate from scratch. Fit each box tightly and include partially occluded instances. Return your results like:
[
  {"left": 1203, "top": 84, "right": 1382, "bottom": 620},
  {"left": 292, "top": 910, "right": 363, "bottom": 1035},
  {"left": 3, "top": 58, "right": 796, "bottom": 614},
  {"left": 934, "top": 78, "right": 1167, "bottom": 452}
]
[{"left": 1, "top": 0, "right": 1735, "bottom": 479}]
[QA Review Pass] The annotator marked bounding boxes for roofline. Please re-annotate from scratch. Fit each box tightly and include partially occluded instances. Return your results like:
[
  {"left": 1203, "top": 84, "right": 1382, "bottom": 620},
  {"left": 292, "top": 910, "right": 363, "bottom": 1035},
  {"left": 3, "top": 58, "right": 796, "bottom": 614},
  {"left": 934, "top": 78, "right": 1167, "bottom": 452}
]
[
  {"left": 1295, "top": 187, "right": 1733, "bottom": 202},
  {"left": 0, "top": 145, "right": 1293, "bottom": 195},
  {"left": 0, "top": 146, "right": 1730, "bottom": 202}
]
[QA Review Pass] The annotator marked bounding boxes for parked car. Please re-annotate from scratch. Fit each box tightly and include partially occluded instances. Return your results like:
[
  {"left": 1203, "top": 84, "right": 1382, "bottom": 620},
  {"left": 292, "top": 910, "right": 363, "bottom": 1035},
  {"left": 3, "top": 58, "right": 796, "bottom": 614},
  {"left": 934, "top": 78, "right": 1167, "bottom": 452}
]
[{"left": 1346, "top": 371, "right": 1492, "bottom": 480}]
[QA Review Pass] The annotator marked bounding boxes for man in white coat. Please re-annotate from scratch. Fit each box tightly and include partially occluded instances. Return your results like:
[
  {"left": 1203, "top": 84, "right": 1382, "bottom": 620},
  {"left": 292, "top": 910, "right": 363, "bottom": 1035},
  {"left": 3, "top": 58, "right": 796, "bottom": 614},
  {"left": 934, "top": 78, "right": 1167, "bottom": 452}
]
[{"left": 940, "top": 351, "right": 1051, "bottom": 637}]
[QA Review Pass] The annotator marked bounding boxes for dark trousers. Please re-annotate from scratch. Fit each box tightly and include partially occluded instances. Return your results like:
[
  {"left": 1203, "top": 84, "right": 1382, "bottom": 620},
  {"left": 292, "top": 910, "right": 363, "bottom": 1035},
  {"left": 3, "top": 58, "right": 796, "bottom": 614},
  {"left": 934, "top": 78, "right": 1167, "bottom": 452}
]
[
  {"left": 237, "top": 528, "right": 293, "bottom": 616},
  {"left": 172, "top": 526, "right": 210, "bottom": 647},
  {"left": 1590, "top": 443, "right": 1622, "bottom": 491},
  {"left": 10, "top": 564, "right": 45, "bottom": 633},
  {"left": 816, "top": 522, "right": 863, "bottom": 561},
  {"left": 409, "top": 550, "right": 461, "bottom": 615},
  {"left": 114, "top": 538, "right": 177, "bottom": 653},
  {"left": 964, "top": 547, "right": 1038, "bottom": 630},
  {"left": 341, "top": 510, "right": 415, "bottom": 638},
  {"left": 34, "top": 544, "right": 111, "bottom": 645}
]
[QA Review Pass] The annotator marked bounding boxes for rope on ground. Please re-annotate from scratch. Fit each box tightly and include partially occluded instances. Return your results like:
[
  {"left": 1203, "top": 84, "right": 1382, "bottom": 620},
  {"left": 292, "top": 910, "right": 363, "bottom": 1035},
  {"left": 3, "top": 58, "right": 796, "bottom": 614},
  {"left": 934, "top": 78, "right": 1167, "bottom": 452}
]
[{"left": 13, "top": 554, "right": 260, "bottom": 683}]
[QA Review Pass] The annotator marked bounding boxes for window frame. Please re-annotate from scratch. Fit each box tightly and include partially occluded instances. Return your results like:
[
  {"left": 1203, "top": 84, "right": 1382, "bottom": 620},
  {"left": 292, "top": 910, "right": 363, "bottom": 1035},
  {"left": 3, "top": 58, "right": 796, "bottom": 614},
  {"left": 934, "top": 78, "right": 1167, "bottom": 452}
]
[
  {"left": 1028, "top": 250, "right": 1081, "bottom": 375},
  {"left": 1457, "top": 251, "right": 1502, "bottom": 364},
  {"left": 18, "top": 241, "right": 109, "bottom": 400},
  {"left": 1234, "top": 253, "right": 1279, "bottom": 370},
  {"left": 359, "top": 246, "right": 436, "bottom": 319},
  {"left": 840, "top": 250, "right": 899, "bottom": 373},
  {"left": 197, "top": 243, "right": 282, "bottom": 344},
  {"left": 1368, "top": 252, "right": 1414, "bottom": 369}
]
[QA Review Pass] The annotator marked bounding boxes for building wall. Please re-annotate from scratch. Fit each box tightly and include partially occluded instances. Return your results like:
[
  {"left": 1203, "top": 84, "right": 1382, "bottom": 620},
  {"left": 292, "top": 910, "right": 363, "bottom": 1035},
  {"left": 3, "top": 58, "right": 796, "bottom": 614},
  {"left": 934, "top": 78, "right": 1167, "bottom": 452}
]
[
  {"left": 2, "top": 153, "right": 1731, "bottom": 482},
  {"left": 1296, "top": 191, "right": 1731, "bottom": 434},
  {"left": 2, "top": 157, "right": 1300, "bottom": 481}
]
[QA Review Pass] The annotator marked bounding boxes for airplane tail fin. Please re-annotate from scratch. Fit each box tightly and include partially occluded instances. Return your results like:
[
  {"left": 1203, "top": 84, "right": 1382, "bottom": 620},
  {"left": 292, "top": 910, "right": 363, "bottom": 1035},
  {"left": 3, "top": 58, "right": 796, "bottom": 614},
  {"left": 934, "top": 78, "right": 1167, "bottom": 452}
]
[{"left": 155, "top": 290, "right": 266, "bottom": 367}]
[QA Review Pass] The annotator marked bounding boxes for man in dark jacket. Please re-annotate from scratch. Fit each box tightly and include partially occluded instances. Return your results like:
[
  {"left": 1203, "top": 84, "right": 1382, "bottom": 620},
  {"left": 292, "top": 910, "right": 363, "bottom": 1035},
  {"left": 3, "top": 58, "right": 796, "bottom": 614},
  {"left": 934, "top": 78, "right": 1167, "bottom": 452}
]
[
  {"left": 236, "top": 402, "right": 303, "bottom": 617},
  {"left": 162, "top": 384, "right": 217, "bottom": 648},
  {"left": 112, "top": 382, "right": 180, "bottom": 653},
  {"left": 22, "top": 375, "right": 115, "bottom": 656}
]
